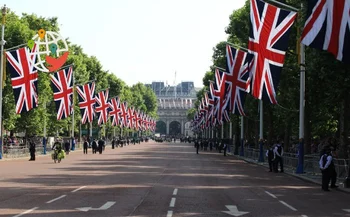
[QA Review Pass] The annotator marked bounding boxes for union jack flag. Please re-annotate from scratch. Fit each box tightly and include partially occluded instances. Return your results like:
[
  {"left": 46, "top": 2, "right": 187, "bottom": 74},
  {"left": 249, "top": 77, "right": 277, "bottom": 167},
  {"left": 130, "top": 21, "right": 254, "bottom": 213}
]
[
  {"left": 95, "top": 89, "right": 109, "bottom": 125},
  {"left": 211, "top": 69, "right": 230, "bottom": 125},
  {"left": 225, "top": 45, "right": 254, "bottom": 116},
  {"left": 50, "top": 67, "right": 73, "bottom": 120},
  {"left": 108, "top": 97, "right": 121, "bottom": 126},
  {"left": 76, "top": 82, "right": 95, "bottom": 124},
  {"left": 134, "top": 109, "right": 141, "bottom": 130},
  {"left": 205, "top": 91, "right": 215, "bottom": 128},
  {"left": 248, "top": 0, "right": 297, "bottom": 104},
  {"left": 209, "top": 82, "right": 218, "bottom": 126},
  {"left": 301, "top": 0, "right": 350, "bottom": 62},
  {"left": 120, "top": 101, "right": 129, "bottom": 128},
  {"left": 5, "top": 46, "right": 38, "bottom": 114},
  {"left": 127, "top": 106, "right": 135, "bottom": 129}
]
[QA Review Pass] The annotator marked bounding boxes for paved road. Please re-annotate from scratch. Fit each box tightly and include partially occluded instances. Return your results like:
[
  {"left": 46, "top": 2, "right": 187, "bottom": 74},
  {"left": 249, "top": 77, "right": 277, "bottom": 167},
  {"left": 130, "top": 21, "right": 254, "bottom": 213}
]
[{"left": 0, "top": 141, "right": 349, "bottom": 217}]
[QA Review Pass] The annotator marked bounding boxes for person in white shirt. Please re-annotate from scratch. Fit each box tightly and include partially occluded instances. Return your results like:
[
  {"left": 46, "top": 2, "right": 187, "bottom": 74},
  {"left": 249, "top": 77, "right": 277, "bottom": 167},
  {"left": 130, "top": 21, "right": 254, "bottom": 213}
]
[{"left": 319, "top": 147, "right": 338, "bottom": 191}]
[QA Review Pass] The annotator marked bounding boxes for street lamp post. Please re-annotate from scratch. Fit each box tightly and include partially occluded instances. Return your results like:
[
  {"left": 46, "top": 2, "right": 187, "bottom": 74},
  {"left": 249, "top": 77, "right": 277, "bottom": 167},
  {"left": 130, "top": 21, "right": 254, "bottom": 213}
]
[{"left": 0, "top": 5, "right": 7, "bottom": 160}]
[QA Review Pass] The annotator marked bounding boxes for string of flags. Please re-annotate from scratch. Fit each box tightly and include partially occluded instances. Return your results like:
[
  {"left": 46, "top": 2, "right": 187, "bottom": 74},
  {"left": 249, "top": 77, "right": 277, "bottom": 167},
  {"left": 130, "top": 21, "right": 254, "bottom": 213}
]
[
  {"left": 191, "top": 0, "right": 349, "bottom": 132},
  {"left": 5, "top": 29, "right": 156, "bottom": 132}
]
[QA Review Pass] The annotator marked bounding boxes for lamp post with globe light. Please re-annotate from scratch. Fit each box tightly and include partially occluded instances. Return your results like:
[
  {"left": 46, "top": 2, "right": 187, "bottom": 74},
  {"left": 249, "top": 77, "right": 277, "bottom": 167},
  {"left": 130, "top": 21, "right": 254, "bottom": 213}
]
[{"left": 0, "top": 4, "right": 7, "bottom": 159}]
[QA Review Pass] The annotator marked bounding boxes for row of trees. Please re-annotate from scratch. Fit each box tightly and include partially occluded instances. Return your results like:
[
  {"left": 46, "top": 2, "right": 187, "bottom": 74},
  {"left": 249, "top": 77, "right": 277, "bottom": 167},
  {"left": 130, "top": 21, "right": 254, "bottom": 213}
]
[
  {"left": 2, "top": 11, "right": 158, "bottom": 138},
  {"left": 188, "top": 0, "right": 350, "bottom": 158}
]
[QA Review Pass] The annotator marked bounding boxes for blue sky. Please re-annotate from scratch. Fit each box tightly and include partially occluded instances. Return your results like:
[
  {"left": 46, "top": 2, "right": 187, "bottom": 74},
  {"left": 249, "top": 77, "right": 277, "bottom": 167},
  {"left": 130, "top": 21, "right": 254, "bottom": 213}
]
[{"left": 7, "top": 0, "right": 246, "bottom": 87}]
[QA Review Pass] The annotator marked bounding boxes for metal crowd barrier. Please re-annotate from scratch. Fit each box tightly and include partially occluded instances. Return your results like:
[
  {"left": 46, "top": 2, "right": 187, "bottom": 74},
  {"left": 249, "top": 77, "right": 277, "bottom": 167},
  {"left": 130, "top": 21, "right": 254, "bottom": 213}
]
[{"left": 242, "top": 148, "right": 349, "bottom": 179}]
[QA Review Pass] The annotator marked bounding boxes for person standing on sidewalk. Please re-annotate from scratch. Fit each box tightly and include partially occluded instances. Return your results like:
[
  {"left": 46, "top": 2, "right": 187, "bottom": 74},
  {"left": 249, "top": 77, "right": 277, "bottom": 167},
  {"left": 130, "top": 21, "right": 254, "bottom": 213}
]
[
  {"left": 273, "top": 141, "right": 284, "bottom": 173},
  {"left": 29, "top": 138, "right": 36, "bottom": 161},
  {"left": 266, "top": 144, "right": 274, "bottom": 172},
  {"left": 319, "top": 147, "right": 338, "bottom": 191},
  {"left": 195, "top": 140, "right": 200, "bottom": 154},
  {"left": 83, "top": 138, "right": 88, "bottom": 154},
  {"left": 223, "top": 139, "right": 228, "bottom": 156}
]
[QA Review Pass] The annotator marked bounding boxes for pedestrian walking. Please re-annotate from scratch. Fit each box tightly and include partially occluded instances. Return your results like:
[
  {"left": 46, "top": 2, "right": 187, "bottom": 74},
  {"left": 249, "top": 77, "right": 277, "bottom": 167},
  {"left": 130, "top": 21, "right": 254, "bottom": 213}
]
[
  {"left": 112, "top": 138, "right": 116, "bottom": 149},
  {"left": 223, "top": 140, "right": 227, "bottom": 156},
  {"left": 64, "top": 139, "right": 70, "bottom": 155},
  {"left": 98, "top": 138, "right": 104, "bottom": 154},
  {"left": 83, "top": 138, "right": 88, "bottom": 154},
  {"left": 29, "top": 138, "right": 36, "bottom": 161},
  {"left": 195, "top": 140, "right": 200, "bottom": 154},
  {"left": 92, "top": 138, "right": 98, "bottom": 154}
]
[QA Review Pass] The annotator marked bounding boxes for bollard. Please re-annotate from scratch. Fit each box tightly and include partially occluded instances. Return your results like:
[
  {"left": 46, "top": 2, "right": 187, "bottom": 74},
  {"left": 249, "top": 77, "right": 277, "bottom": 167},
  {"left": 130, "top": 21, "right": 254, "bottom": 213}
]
[{"left": 43, "top": 137, "right": 47, "bottom": 155}]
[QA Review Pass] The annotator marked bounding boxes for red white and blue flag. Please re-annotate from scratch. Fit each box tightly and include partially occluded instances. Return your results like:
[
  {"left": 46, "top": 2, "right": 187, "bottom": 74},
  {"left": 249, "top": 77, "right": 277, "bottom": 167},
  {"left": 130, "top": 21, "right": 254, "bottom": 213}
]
[
  {"left": 134, "top": 109, "right": 141, "bottom": 130},
  {"left": 95, "top": 89, "right": 110, "bottom": 125},
  {"left": 50, "top": 67, "right": 73, "bottom": 120},
  {"left": 248, "top": 0, "right": 297, "bottom": 104},
  {"left": 5, "top": 46, "right": 39, "bottom": 114},
  {"left": 225, "top": 45, "right": 253, "bottom": 116},
  {"left": 108, "top": 97, "right": 121, "bottom": 127},
  {"left": 212, "top": 68, "right": 230, "bottom": 125},
  {"left": 77, "top": 82, "right": 95, "bottom": 124},
  {"left": 120, "top": 101, "right": 129, "bottom": 128},
  {"left": 301, "top": 0, "right": 350, "bottom": 62},
  {"left": 127, "top": 106, "right": 135, "bottom": 129}
]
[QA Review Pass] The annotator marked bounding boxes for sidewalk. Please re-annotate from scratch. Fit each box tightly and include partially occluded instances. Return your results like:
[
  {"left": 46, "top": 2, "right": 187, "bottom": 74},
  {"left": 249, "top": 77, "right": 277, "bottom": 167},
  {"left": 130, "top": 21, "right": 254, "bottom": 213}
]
[{"left": 228, "top": 152, "right": 350, "bottom": 194}]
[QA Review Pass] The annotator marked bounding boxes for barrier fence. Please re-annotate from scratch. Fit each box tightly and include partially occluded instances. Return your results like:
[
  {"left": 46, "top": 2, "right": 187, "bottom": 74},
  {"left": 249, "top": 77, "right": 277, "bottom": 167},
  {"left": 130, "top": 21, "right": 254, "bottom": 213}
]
[{"left": 241, "top": 148, "right": 349, "bottom": 179}]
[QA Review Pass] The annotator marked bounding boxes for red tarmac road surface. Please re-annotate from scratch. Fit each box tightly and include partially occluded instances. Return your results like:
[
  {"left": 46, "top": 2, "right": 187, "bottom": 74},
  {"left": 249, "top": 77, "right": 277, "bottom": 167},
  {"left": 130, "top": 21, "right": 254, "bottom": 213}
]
[{"left": 0, "top": 141, "right": 349, "bottom": 217}]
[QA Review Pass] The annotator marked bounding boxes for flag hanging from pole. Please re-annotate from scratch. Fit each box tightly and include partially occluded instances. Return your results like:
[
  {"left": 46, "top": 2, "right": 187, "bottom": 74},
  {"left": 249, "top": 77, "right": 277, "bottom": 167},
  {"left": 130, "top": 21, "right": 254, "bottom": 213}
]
[
  {"left": 5, "top": 46, "right": 39, "bottom": 114},
  {"left": 120, "top": 101, "right": 129, "bottom": 128},
  {"left": 108, "top": 97, "right": 121, "bottom": 127},
  {"left": 50, "top": 66, "right": 73, "bottom": 120},
  {"left": 301, "top": 0, "right": 350, "bottom": 62},
  {"left": 95, "top": 89, "right": 110, "bottom": 125},
  {"left": 76, "top": 82, "right": 95, "bottom": 124},
  {"left": 248, "top": 0, "right": 297, "bottom": 104},
  {"left": 225, "top": 45, "right": 253, "bottom": 116}
]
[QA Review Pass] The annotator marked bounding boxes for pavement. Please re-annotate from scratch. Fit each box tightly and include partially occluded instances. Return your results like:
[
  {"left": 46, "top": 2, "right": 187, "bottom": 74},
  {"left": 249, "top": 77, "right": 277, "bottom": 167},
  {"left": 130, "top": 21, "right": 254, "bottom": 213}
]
[
  {"left": 0, "top": 141, "right": 349, "bottom": 217},
  {"left": 229, "top": 152, "right": 350, "bottom": 194}
]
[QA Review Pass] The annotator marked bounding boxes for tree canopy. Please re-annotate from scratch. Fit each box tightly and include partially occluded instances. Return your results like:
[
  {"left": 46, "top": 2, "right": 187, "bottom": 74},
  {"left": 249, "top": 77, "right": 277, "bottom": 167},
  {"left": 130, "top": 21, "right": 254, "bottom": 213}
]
[
  {"left": 2, "top": 11, "right": 158, "bottom": 137},
  {"left": 192, "top": 0, "right": 350, "bottom": 157}
]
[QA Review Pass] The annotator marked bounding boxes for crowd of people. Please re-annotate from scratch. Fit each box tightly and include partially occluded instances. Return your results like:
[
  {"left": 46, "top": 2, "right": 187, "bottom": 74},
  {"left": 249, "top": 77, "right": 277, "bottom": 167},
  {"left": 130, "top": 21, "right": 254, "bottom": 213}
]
[{"left": 193, "top": 138, "right": 230, "bottom": 156}]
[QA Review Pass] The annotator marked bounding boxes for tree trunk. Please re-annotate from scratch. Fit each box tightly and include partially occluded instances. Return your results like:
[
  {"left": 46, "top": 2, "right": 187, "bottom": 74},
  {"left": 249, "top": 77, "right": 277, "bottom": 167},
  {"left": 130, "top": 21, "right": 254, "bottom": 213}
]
[{"left": 284, "top": 117, "right": 291, "bottom": 152}]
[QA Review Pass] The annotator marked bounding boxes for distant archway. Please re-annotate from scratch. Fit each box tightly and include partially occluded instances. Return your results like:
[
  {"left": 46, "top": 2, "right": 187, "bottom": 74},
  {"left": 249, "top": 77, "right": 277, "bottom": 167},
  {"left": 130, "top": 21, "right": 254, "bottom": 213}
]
[
  {"left": 155, "top": 121, "right": 166, "bottom": 135},
  {"left": 169, "top": 121, "right": 181, "bottom": 136}
]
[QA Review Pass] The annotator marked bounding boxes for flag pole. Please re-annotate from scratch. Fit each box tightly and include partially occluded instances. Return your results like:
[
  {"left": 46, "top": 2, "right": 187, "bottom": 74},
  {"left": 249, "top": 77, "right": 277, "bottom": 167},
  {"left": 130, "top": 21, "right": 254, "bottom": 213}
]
[
  {"left": 264, "top": 0, "right": 299, "bottom": 12},
  {"left": 71, "top": 71, "right": 75, "bottom": 151},
  {"left": 225, "top": 42, "right": 249, "bottom": 52},
  {"left": 43, "top": 102, "right": 47, "bottom": 155},
  {"left": 240, "top": 116, "right": 244, "bottom": 156},
  {"left": 0, "top": 5, "right": 7, "bottom": 160},
  {"left": 296, "top": 3, "right": 305, "bottom": 174},
  {"left": 258, "top": 100, "right": 264, "bottom": 162}
]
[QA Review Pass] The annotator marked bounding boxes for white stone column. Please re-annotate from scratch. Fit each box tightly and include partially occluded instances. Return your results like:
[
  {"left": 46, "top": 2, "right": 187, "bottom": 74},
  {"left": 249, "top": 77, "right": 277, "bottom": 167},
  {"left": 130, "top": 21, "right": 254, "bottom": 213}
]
[
  {"left": 166, "top": 120, "right": 170, "bottom": 135},
  {"left": 181, "top": 119, "right": 184, "bottom": 135}
]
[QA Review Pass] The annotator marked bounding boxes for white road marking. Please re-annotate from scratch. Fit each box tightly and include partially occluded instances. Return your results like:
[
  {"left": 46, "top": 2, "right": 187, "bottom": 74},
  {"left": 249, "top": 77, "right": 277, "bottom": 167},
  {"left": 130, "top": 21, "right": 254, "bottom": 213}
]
[
  {"left": 301, "top": 215, "right": 308, "bottom": 217},
  {"left": 279, "top": 200, "right": 297, "bottom": 211},
  {"left": 265, "top": 191, "right": 277, "bottom": 199},
  {"left": 173, "top": 188, "right": 178, "bottom": 196},
  {"left": 169, "top": 198, "right": 176, "bottom": 207},
  {"left": 343, "top": 209, "right": 350, "bottom": 213},
  {"left": 12, "top": 207, "right": 38, "bottom": 217},
  {"left": 71, "top": 186, "right": 86, "bottom": 193},
  {"left": 46, "top": 195, "right": 66, "bottom": 204},
  {"left": 167, "top": 210, "right": 173, "bottom": 217}
]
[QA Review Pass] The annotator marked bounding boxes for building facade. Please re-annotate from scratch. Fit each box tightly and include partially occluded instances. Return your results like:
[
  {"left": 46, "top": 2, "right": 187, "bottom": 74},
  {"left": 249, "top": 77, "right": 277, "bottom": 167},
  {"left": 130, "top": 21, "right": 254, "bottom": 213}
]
[{"left": 145, "top": 81, "right": 198, "bottom": 137}]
